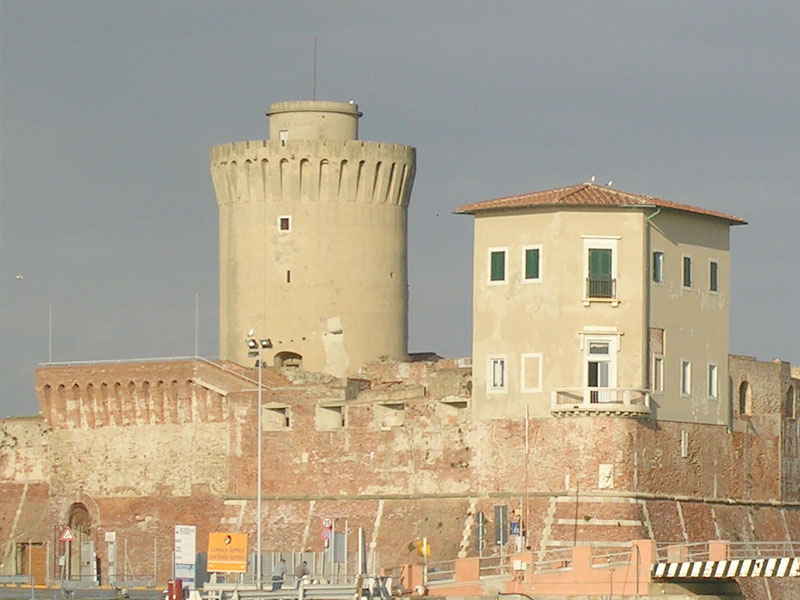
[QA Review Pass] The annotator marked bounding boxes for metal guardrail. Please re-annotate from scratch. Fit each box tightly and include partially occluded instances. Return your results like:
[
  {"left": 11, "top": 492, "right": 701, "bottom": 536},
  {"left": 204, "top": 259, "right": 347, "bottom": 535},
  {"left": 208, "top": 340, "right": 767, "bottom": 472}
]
[
  {"left": 424, "top": 560, "right": 456, "bottom": 583},
  {"left": 478, "top": 555, "right": 509, "bottom": 578},
  {"left": 203, "top": 576, "right": 390, "bottom": 600},
  {"left": 655, "top": 540, "right": 800, "bottom": 563},
  {"left": 534, "top": 547, "right": 575, "bottom": 572},
  {"left": 0, "top": 577, "right": 31, "bottom": 585},
  {"left": 728, "top": 541, "right": 800, "bottom": 559},
  {"left": 655, "top": 541, "right": 711, "bottom": 563},
  {"left": 590, "top": 549, "right": 631, "bottom": 569},
  {"left": 586, "top": 278, "right": 616, "bottom": 299}
]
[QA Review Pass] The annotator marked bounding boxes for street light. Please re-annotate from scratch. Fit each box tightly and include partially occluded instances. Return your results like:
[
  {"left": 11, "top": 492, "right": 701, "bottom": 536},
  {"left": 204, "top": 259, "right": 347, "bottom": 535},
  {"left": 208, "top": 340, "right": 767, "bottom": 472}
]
[{"left": 245, "top": 333, "right": 271, "bottom": 588}]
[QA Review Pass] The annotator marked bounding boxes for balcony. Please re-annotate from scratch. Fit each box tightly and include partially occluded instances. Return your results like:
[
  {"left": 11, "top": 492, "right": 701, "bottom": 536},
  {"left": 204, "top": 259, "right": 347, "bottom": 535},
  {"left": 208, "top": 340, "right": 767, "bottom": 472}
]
[
  {"left": 584, "top": 277, "right": 619, "bottom": 306},
  {"left": 551, "top": 388, "right": 651, "bottom": 417}
]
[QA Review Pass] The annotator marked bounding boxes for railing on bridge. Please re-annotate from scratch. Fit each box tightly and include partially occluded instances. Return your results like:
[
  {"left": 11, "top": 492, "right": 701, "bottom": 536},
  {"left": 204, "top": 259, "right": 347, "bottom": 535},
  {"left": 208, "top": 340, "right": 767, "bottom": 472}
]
[
  {"left": 728, "top": 541, "right": 800, "bottom": 558},
  {"left": 655, "top": 540, "right": 800, "bottom": 563},
  {"left": 386, "top": 539, "right": 799, "bottom": 598}
]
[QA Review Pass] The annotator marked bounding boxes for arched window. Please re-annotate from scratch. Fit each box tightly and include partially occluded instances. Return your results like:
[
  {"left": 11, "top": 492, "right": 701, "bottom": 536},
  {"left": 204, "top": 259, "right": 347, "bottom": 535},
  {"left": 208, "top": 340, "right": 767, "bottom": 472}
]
[
  {"left": 739, "top": 381, "right": 751, "bottom": 416},
  {"left": 787, "top": 386, "right": 796, "bottom": 419},
  {"left": 274, "top": 351, "right": 302, "bottom": 369}
]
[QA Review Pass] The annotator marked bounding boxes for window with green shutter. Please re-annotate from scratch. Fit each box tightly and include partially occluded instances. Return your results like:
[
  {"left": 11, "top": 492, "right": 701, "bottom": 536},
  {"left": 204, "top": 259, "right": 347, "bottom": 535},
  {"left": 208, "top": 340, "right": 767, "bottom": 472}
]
[
  {"left": 524, "top": 247, "right": 540, "bottom": 280},
  {"left": 710, "top": 260, "right": 718, "bottom": 292},
  {"left": 490, "top": 250, "right": 506, "bottom": 282},
  {"left": 683, "top": 256, "right": 692, "bottom": 288},
  {"left": 652, "top": 251, "right": 664, "bottom": 283},
  {"left": 587, "top": 248, "right": 614, "bottom": 298}
]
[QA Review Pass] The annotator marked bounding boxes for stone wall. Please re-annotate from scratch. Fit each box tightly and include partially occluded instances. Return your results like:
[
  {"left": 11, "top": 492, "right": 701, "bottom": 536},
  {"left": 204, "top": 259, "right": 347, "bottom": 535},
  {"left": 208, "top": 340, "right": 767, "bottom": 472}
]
[{"left": 1, "top": 354, "right": 797, "bottom": 597}]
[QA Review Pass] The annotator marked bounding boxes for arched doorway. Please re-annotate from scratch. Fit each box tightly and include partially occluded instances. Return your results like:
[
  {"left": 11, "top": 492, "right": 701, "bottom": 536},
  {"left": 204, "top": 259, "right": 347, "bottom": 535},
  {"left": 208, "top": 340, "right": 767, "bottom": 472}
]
[
  {"left": 66, "top": 503, "right": 95, "bottom": 582},
  {"left": 274, "top": 351, "right": 302, "bottom": 369}
]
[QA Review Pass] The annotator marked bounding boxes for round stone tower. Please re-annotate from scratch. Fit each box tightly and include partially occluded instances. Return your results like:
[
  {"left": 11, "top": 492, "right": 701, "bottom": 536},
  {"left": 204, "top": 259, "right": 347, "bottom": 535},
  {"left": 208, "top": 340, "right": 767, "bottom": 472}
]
[{"left": 210, "top": 100, "right": 416, "bottom": 376}]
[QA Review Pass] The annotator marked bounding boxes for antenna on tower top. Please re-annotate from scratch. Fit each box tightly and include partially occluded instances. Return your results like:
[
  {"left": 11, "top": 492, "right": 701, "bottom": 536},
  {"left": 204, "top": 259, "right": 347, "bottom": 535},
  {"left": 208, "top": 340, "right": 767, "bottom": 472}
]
[{"left": 313, "top": 38, "right": 317, "bottom": 101}]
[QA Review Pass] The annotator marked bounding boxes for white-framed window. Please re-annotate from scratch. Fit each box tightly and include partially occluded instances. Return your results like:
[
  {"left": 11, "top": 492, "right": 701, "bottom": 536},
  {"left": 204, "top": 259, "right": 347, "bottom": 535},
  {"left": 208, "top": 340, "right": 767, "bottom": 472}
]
[
  {"left": 520, "top": 353, "right": 542, "bottom": 393},
  {"left": 652, "top": 250, "right": 664, "bottom": 284},
  {"left": 487, "top": 356, "right": 507, "bottom": 393},
  {"left": 709, "top": 260, "right": 719, "bottom": 293},
  {"left": 522, "top": 245, "right": 542, "bottom": 283},
  {"left": 278, "top": 215, "right": 291, "bottom": 232},
  {"left": 582, "top": 236, "right": 619, "bottom": 301},
  {"left": 279, "top": 130, "right": 289, "bottom": 145},
  {"left": 708, "top": 363, "right": 718, "bottom": 399},
  {"left": 681, "top": 360, "right": 692, "bottom": 397},
  {"left": 682, "top": 255, "right": 692, "bottom": 289},
  {"left": 651, "top": 354, "right": 664, "bottom": 394},
  {"left": 488, "top": 248, "right": 508, "bottom": 284}
]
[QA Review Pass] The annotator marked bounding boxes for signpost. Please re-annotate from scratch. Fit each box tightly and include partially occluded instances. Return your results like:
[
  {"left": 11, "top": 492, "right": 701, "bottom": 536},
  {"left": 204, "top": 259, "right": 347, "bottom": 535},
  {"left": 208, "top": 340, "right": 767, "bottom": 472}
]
[
  {"left": 174, "top": 525, "right": 197, "bottom": 585},
  {"left": 60, "top": 527, "right": 75, "bottom": 579},
  {"left": 321, "top": 518, "right": 332, "bottom": 542},
  {"left": 207, "top": 533, "right": 247, "bottom": 573},
  {"left": 475, "top": 512, "right": 486, "bottom": 556}
]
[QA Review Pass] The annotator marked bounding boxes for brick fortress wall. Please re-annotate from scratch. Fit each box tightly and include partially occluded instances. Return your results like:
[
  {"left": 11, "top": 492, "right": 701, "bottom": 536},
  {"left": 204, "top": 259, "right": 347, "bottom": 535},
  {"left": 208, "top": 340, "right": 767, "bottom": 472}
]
[{"left": 1, "top": 354, "right": 798, "bottom": 589}]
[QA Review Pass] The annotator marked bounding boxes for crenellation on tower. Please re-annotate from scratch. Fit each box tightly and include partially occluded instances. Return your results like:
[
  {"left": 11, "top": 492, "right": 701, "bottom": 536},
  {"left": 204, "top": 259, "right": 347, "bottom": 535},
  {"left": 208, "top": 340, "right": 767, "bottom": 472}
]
[{"left": 211, "top": 141, "right": 414, "bottom": 206}]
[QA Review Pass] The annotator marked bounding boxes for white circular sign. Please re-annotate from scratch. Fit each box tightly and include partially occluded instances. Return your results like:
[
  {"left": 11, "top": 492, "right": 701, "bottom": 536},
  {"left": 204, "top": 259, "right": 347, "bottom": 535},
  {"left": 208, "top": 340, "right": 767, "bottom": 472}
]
[{"left": 322, "top": 517, "right": 332, "bottom": 528}]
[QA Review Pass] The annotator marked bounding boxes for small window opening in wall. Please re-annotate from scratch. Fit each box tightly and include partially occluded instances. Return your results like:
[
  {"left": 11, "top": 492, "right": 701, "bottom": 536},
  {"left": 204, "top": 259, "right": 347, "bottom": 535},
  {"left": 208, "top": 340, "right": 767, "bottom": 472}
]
[
  {"left": 523, "top": 247, "right": 541, "bottom": 281},
  {"left": 489, "top": 250, "right": 506, "bottom": 282},
  {"left": 709, "top": 260, "right": 719, "bottom": 292},
  {"left": 279, "top": 130, "right": 288, "bottom": 145},
  {"left": 682, "top": 256, "right": 693, "bottom": 288},
  {"left": 279, "top": 216, "right": 291, "bottom": 231},
  {"left": 274, "top": 351, "right": 302, "bottom": 369},
  {"left": 739, "top": 381, "right": 752, "bottom": 415},
  {"left": 264, "top": 406, "right": 290, "bottom": 429},
  {"left": 488, "top": 357, "right": 506, "bottom": 392},
  {"left": 318, "top": 404, "right": 346, "bottom": 429},
  {"left": 708, "top": 364, "right": 718, "bottom": 399},
  {"left": 652, "top": 251, "right": 664, "bottom": 284},
  {"left": 681, "top": 360, "right": 692, "bottom": 396},
  {"left": 286, "top": 270, "right": 291, "bottom": 283},
  {"left": 681, "top": 430, "right": 689, "bottom": 458},
  {"left": 651, "top": 355, "right": 664, "bottom": 393},
  {"left": 374, "top": 402, "right": 406, "bottom": 429}
]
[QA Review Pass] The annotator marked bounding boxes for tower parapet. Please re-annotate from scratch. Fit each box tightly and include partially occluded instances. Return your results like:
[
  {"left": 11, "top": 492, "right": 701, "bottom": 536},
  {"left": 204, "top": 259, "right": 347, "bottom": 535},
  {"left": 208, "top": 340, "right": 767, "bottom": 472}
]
[{"left": 211, "top": 101, "right": 416, "bottom": 376}]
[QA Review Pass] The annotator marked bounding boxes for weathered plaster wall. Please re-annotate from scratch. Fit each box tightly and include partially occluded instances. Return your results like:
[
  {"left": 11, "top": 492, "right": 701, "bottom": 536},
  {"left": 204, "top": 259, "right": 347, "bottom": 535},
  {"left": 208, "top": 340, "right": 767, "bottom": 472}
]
[{"left": 0, "top": 417, "right": 50, "bottom": 576}]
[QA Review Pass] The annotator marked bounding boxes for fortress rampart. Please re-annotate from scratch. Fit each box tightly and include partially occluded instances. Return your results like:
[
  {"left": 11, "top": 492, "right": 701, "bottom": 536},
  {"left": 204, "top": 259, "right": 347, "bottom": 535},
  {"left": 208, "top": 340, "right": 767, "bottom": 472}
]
[{"left": 2, "top": 354, "right": 798, "bottom": 594}]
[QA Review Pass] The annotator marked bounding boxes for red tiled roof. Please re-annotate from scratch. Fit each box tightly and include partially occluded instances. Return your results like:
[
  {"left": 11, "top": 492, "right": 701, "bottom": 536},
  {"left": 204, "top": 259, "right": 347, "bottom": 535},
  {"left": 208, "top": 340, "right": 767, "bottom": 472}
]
[{"left": 453, "top": 183, "right": 747, "bottom": 224}]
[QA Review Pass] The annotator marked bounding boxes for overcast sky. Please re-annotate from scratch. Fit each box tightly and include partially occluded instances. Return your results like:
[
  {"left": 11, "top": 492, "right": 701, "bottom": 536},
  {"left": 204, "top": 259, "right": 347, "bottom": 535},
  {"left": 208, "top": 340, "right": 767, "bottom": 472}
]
[{"left": 1, "top": 1, "right": 798, "bottom": 418}]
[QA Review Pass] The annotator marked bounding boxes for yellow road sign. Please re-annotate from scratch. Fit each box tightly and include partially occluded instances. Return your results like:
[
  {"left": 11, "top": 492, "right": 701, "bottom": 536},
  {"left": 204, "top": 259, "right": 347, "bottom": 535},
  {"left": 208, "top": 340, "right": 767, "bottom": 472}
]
[{"left": 207, "top": 532, "right": 248, "bottom": 573}]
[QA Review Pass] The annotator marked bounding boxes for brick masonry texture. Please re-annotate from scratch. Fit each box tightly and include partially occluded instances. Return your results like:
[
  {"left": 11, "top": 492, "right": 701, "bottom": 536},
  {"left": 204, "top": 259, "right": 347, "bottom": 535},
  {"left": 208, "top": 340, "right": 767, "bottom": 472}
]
[{"left": 1, "top": 355, "right": 799, "bottom": 600}]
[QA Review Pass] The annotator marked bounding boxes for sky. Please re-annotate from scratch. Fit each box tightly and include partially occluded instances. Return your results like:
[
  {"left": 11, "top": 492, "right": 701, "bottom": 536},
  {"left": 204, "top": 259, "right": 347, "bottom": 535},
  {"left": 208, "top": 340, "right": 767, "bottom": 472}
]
[{"left": 1, "top": 1, "right": 798, "bottom": 418}]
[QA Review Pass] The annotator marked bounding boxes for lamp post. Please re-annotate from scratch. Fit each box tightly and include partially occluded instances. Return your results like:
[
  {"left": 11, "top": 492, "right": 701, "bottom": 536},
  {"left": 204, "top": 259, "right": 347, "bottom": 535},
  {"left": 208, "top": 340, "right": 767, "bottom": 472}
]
[{"left": 246, "top": 333, "right": 272, "bottom": 589}]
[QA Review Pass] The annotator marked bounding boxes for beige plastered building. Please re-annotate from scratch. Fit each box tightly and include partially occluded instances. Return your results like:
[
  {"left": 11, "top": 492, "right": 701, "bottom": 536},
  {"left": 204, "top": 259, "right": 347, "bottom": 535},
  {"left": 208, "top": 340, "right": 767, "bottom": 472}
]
[{"left": 456, "top": 183, "right": 747, "bottom": 424}]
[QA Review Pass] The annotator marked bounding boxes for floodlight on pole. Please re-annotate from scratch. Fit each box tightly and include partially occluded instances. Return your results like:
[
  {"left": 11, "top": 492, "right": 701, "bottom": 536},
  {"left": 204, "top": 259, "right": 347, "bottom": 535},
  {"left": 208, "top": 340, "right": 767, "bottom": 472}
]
[{"left": 244, "top": 333, "right": 266, "bottom": 589}]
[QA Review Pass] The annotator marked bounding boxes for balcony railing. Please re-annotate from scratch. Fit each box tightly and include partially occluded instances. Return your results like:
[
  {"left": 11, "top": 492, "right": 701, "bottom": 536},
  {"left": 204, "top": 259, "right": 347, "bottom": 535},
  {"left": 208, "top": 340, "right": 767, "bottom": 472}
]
[
  {"left": 586, "top": 277, "right": 616, "bottom": 299},
  {"left": 551, "top": 388, "right": 651, "bottom": 417}
]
